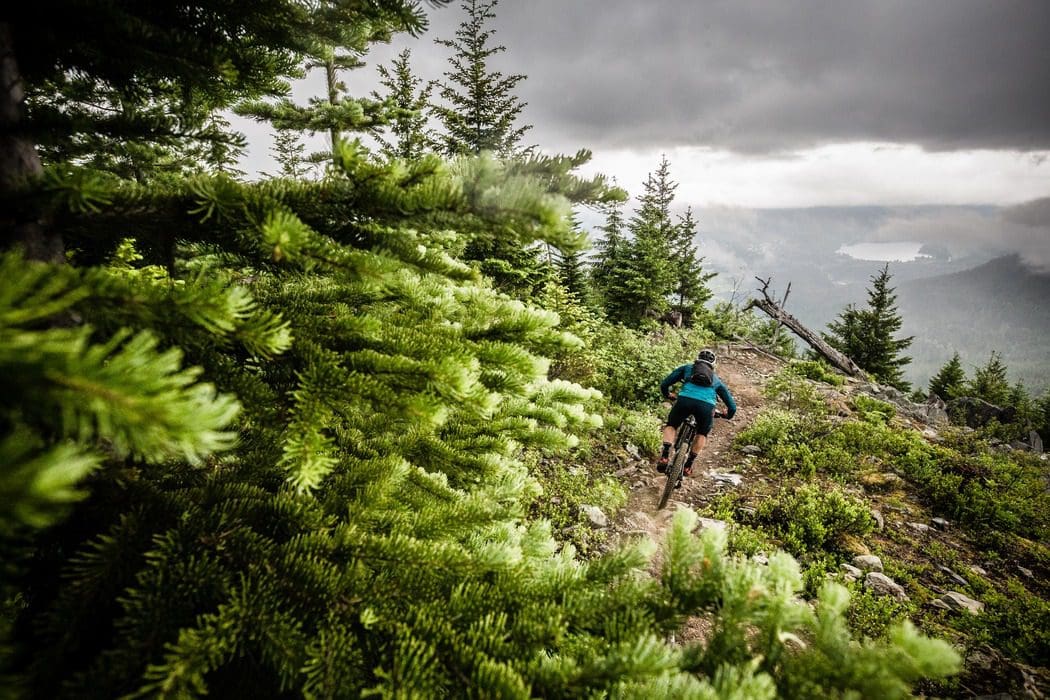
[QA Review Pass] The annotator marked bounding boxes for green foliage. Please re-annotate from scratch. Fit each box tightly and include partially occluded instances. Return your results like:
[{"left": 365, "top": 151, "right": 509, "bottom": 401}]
[
  {"left": 432, "top": 0, "right": 531, "bottom": 156},
  {"left": 851, "top": 395, "right": 897, "bottom": 424},
  {"left": 764, "top": 368, "right": 831, "bottom": 415},
  {"left": 960, "top": 578, "right": 1050, "bottom": 666},
  {"left": 591, "top": 158, "right": 714, "bottom": 328},
  {"left": 928, "top": 352, "right": 966, "bottom": 401},
  {"left": 588, "top": 326, "right": 715, "bottom": 408},
  {"left": 373, "top": 48, "right": 437, "bottom": 161},
  {"left": 737, "top": 409, "right": 808, "bottom": 453},
  {"left": 967, "top": 350, "right": 1012, "bottom": 406},
  {"left": 787, "top": 359, "right": 844, "bottom": 386},
  {"left": 662, "top": 514, "right": 959, "bottom": 698},
  {"left": 847, "top": 586, "right": 918, "bottom": 640},
  {"left": 824, "top": 265, "right": 913, "bottom": 391},
  {"left": 755, "top": 484, "right": 874, "bottom": 556},
  {"left": 529, "top": 458, "right": 627, "bottom": 555}
]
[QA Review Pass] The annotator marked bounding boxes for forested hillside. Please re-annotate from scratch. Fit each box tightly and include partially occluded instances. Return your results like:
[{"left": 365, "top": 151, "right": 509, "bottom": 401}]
[{"left": 1, "top": 1, "right": 1046, "bottom": 698}]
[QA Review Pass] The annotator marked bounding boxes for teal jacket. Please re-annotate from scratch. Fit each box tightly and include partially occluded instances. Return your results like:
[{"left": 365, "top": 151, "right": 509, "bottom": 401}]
[{"left": 660, "top": 363, "right": 737, "bottom": 418}]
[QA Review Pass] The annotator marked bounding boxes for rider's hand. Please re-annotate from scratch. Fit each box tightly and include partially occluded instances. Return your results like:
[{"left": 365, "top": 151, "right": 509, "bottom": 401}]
[{"left": 667, "top": 392, "right": 677, "bottom": 401}]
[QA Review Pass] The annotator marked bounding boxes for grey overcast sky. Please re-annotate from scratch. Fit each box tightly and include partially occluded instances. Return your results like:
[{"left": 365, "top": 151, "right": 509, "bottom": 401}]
[{"left": 234, "top": 0, "right": 1050, "bottom": 254}]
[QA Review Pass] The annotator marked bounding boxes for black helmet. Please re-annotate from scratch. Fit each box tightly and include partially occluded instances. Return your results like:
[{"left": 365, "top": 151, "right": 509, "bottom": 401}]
[{"left": 697, "top": 349, "right": 716, "bottom": 365}]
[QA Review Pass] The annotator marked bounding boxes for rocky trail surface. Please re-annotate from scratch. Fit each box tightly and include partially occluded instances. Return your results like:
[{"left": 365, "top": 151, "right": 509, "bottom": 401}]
[{"left": 611, "top": 344, "right": 783, "bottom": 553}]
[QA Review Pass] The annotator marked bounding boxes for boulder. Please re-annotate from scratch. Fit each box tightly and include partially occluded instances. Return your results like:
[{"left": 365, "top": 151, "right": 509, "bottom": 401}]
[
  {"left": 930, "top": 517, "right": 950, "bottom": 530},
  {"left": 907, "top": 522, "right": 933, "bottom": 535},
  {"left": 870, "top": 509, "right": 885, "bottom": 531},
  {"left": 970, "top": 565, "right": 988, "bottom": 577},
  {"left": 865, "top": 572, "right": 909, "bottom": 600},
  {"left": 938, "top": 591, "right": 984, "bottom": 615},
  {"left": 1030, "top": 430, "right": 1044, "bottom": 454},
  {"left": 947, "top": 397, "right": 1017, "bottom": 429},
  {"left": 852, "top": 554, "right": 884, "bottom": 573}
]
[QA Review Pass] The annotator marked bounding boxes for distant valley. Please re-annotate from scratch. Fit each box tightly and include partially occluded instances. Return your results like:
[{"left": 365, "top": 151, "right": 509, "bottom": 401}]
[{"left": 695, "top": 206, "right": 1050, "bottom": 395}]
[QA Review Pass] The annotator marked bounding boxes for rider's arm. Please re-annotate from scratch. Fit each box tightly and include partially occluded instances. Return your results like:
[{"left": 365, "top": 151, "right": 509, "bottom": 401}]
[
  {"left": 659, "top": 365, "right": 686, "bottom": 399},
  {"left": 716, "top": 383, "right": 737, "bottom": 419}
]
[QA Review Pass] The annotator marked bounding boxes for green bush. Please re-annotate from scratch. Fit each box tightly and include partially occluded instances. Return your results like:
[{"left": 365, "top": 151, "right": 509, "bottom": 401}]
[
  {"left": 755, "top": 484, "right": 874, "bottom": 556},
  {"left": 851, "top": 394, "right": 897, "bottom": 424},
  {"left": 847, "top": 586, "right": 917, "bottom": 640},
  {"left": 960, "top": 578, "right": 1050, "bottom": 666},
  {"left": 788, "top": 359, "right": 845, "bottom": 386},
  {"left": 736, "top": 408, "right": 806, "bottom": 452},
  {"left": 587, "top": 325, "right": 714, "bottom": 408},
  {"left": 764, "top": 368, "right": 830, "bottom": 415}
]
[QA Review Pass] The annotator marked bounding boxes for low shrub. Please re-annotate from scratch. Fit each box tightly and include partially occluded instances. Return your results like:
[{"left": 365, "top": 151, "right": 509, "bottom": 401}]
[
  {"left": 736, "top": 408, "right": 806, "bottom": 452},
  {"left": 959, "top": 578, "right": 1050, "bottom": 666},
  {"left": 764, "top": 368, "right": 830, "bottom": 415},
  {"left": 848, "top": 586, "right": 917, "bottom": 640},
  {"left": 788, "top": 359, "right": 845, "bottom": 386},
  {"left": 755, "top": 483, "right": 874, "bottom": 556},
  {"left": 851, "top": 395, "right": 897, "bottom": 424},
  {"left": 588, "top": 325, "right": 715, "bottom": 408}
]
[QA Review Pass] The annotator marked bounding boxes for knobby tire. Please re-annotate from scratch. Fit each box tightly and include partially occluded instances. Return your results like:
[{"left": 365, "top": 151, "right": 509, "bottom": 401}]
[{"left": 658, "top": 427, "right": 692, "bottom": 510}]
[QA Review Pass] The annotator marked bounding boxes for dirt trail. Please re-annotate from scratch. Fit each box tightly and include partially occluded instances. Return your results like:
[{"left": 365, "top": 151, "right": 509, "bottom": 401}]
[{"left": 613, "top": 344, "right": 785, "bottom": 551}]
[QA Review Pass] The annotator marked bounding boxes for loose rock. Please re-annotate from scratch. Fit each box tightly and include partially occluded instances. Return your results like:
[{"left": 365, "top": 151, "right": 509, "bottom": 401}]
[
  {"left": 709, "top": 472, "right": 743, "bottom": 487},
  {"left": 907, "top": 522, "right": 933, "bottom": 535},
  {"left": 870, "top": 509, "right": 885, "bottom": 531},
  {"left": 865, "top": 572, "right": 909, "bottom": 600},
  {"left": 852, "top": 554, "right": 884, "bottom": 573},
  {"left": 937, "top": 565, "right": 968, "bottom": 587},
  {"left": 741, "top": 444, "right": 762, "bottom": 455},
  {"left": 938, "top": 591, "right": 984, "bottom": 615},
  {"left": 841, "top": 564, "right": 863, "bottom": 580},
  {"left": 970, "top": 565, "right": 988, "bottom": 577},
  {"left": 1030, "top": 430, "right": 1044, "bottom": 454},
  {"left": 930, "top": 517, "right": 949, "bottom": 530},
  {"left": 625, "top": 443, "right": 642, "bottom": 460},
  {"left": 580, "top": 505, "right": 608, "bottom": 528},
  {"left": 698, "top": 517, "right": 728, "bottom": 532}
]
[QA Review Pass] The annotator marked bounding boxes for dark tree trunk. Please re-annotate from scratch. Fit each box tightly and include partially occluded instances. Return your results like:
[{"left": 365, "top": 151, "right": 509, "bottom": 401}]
[
  {"left": 0, "top": 22, "right": 62, "bottom": 262},
  {"left": 746, "top": 277, "right": 865, "bottom": 378}
]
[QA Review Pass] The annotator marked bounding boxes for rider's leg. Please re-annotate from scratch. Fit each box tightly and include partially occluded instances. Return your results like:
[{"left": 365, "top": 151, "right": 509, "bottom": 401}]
[
  {"left": 658, "top": 424, "right": 675, "bottom": 472},
  {"left": 683, "top": 434, "right": 706, "bottom": 475},
  {"left": 661, "top": 424, "right": 676, "bottom": 445}
]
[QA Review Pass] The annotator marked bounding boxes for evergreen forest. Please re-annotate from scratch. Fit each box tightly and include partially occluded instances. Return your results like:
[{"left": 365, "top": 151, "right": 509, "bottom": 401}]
[{"left": 1, "top": 1, "right": 1046, "bottom": 697}]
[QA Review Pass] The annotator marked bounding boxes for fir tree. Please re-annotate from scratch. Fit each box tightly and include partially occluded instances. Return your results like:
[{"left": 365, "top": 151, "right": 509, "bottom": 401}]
[
  {"left": 615, "top": 156, "right": 679, "bottom": 327},
  {"left": 969, "top": 351, "right": 1012, "bottom": 407},
  {"left": 237, "top": 5, "right": 441, "bottom": 164},
  {"left": 373, "top": 49, "right": 436, "bottom": 160},
  {"left": 432, "top": 0, "right": 532, "bottom": 156},
  {"left": 824, "top": 265, "right": 913, "bottom": 390},
  {"left": 271, "top": 128, "right": 310, "bottom": 178},
  {"left": 928, "top": 352, "right": 967, "bottom": 401},
  {"left": 670, "top": 206, "right": 715, "bottom": 326}
]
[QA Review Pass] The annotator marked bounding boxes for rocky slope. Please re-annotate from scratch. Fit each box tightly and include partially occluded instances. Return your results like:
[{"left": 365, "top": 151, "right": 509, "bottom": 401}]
[{"left": 595, "top": 344, "right": 1048, "bottom": 698}]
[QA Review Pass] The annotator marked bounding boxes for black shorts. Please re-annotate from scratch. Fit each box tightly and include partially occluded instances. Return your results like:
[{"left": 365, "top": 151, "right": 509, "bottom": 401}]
[{"left": 665, "top": 397, "right": 715, "bottom": 435}]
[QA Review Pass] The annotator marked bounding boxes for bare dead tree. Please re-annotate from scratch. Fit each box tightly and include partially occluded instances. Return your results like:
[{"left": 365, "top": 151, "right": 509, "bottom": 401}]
[{"left": 745, "top": 276, "right": 865, "bottom": 377}]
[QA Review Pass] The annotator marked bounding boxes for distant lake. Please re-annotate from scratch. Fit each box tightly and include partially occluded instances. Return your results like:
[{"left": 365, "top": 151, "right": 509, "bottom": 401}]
[{"left": 837, "top": 241, "right": 927, "bottom": 262}]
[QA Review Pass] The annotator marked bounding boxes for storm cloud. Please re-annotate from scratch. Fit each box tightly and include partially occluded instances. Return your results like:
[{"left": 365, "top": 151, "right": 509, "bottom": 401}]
[{"left": 403, "top": 0, "right": 1050, "bottom": 154}]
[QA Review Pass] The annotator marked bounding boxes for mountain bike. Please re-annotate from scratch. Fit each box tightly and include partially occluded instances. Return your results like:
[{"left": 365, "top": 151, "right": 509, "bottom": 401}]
[{"left": 658, "top": 411, "right": 727, "bottom": 510}]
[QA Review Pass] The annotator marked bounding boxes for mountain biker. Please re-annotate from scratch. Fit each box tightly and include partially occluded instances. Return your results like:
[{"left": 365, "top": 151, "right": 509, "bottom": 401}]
[{"left": 658, "top": 348, "right": 737, "bottom": 481}]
